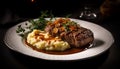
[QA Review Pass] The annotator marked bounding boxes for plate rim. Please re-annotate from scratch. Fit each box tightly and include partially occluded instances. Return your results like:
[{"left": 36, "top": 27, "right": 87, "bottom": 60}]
[{"left": 4, "top": 18, "right": 114, "bottom": 61}]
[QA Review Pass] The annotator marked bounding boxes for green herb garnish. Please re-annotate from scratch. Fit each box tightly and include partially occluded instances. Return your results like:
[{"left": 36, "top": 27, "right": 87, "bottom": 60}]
[
  {"left": 16, "top": 25, "right": 25, "bottom": 33},
  {"left": 16, "top": 11, "right": 73, "bottom": 37}
]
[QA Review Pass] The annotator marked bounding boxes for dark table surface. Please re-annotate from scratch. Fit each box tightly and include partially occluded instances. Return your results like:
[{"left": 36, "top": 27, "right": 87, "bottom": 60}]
[{"left": 0, "top": 2, "right": 120, "bottom": 69}]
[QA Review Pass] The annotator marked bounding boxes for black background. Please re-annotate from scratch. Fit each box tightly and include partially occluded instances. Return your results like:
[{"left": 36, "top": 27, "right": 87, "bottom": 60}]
[{"left": 0, "top": 0, "right": 120, "bottom": 69}]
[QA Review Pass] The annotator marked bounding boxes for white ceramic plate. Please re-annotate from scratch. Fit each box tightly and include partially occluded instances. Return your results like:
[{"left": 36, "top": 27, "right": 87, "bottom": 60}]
[{"left": 4, "top": 18, "right": 114, "bottom": 61}]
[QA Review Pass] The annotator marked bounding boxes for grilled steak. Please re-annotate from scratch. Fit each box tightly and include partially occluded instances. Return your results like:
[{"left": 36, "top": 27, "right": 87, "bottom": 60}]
[
  {"left": 60, "top": 27, "right": 94, "bottom": 48},
  {"left": 45, "top": 18, "right": 94, "bottom": 48}
]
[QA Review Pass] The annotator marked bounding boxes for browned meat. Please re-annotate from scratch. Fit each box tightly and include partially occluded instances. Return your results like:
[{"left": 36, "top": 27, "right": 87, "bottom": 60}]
[
  {"left": 44, "top": 18, "right": 94, "bottom": 48},
  {"left": 60, "top": 27, "right": 94, "bottom": 48},
  {"left": 44, "top": 25, "right": 53, "bottom": 34}
]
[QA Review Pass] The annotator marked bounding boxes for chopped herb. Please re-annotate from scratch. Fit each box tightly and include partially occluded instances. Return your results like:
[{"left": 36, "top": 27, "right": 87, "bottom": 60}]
[
  {"left": 49, "top": 10, "right": 54, "bottom": 21},
  {"left": 63, "top": 24, "right": 70, "bottom": 32},
  {"left": 16, "top": 25, "right": 25, "bottom": 33},
  {"left": 16, "top": 11, "right": 74, "bottom": 37}
]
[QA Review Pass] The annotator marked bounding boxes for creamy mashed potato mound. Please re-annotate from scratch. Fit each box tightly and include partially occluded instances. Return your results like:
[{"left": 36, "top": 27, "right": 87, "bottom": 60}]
[{"left": 27, "top": 29, "right": 70, "bottom": 51}]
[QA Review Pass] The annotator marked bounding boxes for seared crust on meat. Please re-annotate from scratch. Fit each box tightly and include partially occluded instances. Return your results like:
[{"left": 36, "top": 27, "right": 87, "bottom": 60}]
[
  {"left": 60, "top": 27, "right": 94, "bottom": 48},
  {"left": 45, "top": 18, "right": 94, "bottom": 48}
]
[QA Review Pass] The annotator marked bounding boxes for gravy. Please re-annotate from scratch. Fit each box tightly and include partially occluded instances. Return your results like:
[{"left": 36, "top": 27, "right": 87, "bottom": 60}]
[{"left": 25, "top": 39, "right": 90, "bottom": 55}]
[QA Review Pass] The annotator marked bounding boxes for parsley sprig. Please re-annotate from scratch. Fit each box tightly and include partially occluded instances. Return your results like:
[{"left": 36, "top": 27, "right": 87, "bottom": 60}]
[
  {"left": 16, "top": 11, "right": 51, "bottom": 37},
  {"left": 16, "top": 11, "right": 72, "bottom": 37}
]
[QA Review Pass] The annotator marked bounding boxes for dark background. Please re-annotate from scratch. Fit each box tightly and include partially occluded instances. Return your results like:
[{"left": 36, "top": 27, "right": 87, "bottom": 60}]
[{"left": 0, "top": 0, "right": 120, "bottom": 69}]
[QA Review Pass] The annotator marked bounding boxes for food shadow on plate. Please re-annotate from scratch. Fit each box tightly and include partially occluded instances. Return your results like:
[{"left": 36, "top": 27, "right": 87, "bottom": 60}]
[
  {"left": 89, "top": 39, "right": 105, "bottom": 48},
  {"left": 8, "top": 48, "right": 109, "bottom": 69}
]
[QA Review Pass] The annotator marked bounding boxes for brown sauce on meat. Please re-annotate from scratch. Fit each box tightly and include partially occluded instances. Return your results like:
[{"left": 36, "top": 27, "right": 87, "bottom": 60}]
[{"left": 24, "top": 39, "right": 91, "bottom": 55}]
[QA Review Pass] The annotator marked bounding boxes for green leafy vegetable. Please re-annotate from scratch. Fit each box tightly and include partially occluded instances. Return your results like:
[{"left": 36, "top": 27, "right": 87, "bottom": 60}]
[
  {"left": 16, "top": 25, "right": 25, "bottom": 33},
  {"left": 16, "top": 11, "right": 73, "bottom": 37}
]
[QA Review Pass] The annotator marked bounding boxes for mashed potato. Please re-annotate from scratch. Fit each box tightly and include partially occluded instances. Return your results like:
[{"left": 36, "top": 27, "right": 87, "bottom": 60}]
[{"left": 27, "top": 29, "right": 70, "bottom": 51}]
